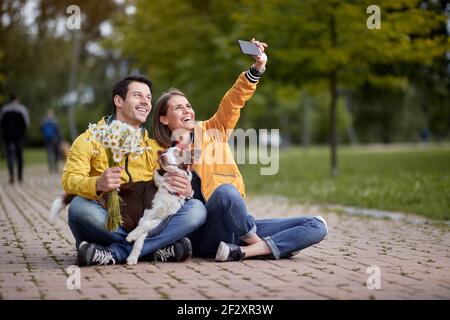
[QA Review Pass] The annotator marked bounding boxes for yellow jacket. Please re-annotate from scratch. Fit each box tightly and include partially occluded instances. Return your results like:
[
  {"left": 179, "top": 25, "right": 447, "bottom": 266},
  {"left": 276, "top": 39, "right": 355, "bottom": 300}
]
[
  {"left": 193, "top": 72, "right": 257, "bottom": 201},
  {"left": 61, "top": 117, "right": 162, "bottom": 200}
]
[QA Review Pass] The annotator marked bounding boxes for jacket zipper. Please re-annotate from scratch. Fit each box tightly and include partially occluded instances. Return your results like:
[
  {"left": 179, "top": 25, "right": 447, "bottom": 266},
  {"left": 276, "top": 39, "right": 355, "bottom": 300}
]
[{"left": 192, "top": 167, "right": 207, "bottom": 202}]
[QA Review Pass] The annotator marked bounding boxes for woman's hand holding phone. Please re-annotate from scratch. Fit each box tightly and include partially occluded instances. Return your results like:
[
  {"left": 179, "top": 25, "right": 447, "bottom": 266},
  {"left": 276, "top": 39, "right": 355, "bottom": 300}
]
[{"left": 250, "top": 38, "right": 268, "bottom": 71}]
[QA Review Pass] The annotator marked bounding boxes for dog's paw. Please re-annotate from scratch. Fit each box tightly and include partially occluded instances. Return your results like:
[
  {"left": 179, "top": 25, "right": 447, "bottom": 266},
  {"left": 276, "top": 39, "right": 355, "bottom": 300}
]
[
  {"left": 126, "top": 256, "right": 138, "bottom": 265},
  {"left": 126, "top": 229, "right": 143, "bottom": 242}
]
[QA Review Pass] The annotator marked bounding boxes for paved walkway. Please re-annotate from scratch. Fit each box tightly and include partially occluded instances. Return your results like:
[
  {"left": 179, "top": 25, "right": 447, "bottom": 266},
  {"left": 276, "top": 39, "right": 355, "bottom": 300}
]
[{"left": 0, "top": 165, "right": 449, "bottom": 300}]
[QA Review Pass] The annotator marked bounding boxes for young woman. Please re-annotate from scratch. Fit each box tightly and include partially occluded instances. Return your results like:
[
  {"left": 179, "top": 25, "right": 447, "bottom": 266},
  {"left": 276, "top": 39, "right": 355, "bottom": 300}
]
[{"left": 152, "top": 40, "right": 328, "bottom": 261}]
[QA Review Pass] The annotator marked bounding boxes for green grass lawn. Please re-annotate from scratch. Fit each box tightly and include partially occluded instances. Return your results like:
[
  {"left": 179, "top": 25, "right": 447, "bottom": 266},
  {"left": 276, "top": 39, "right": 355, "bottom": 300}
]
[
  {"left": 0, "top": 148, "right": 48, "bottom": 167},
  {"left": 239, "top": 145, "right": 450, "bottom": 221},
  {"left": 2, "top": 145, "right": 449, "bottom": 221}
]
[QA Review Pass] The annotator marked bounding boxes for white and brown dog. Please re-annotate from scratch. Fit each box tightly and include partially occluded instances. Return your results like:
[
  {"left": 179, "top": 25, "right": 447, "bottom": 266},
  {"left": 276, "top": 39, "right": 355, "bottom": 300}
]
[{"left": 50, "top": 142, "right": 197, "bottom": 265}]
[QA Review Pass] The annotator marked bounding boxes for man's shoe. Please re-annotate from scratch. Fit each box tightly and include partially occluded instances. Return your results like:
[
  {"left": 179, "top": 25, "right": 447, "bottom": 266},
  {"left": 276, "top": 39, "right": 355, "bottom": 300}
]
[
  {"left": 77, "top": 241, "right": 116, "bottom": 267},
  {"left": 150, "top": 237, "right": 192, "bottom": 262},
  {"left": 215, "top": 241, "right": 246, "bottom": 262}
]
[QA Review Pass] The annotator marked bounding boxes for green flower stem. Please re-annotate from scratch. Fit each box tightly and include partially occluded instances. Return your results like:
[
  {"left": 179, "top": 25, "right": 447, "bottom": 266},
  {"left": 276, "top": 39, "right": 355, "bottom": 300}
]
[{"left": 105, "top": 148, "right": 123, "bottom": 231}]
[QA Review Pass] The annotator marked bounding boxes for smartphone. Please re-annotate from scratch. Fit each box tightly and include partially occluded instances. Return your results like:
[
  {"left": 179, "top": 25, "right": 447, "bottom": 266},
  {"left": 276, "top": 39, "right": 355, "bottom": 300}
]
[{"left": 237, "top": 40, "right": 261, "bottom": 56}]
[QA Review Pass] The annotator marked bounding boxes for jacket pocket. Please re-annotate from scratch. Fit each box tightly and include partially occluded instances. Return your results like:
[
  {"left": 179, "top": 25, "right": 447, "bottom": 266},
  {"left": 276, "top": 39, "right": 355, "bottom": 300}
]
[
  {"left": 210, "top": 171, "right": 245, "bottom": 199},
  {"left": 212, "top": 172, "right": 238, "bottom": 178},
  {"left": 211, "top": 172, "right": 239, "bottom": 188}
]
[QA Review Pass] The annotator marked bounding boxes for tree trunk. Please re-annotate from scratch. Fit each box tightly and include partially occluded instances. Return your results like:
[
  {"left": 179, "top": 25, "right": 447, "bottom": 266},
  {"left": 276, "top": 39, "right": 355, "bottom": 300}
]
[
  {"left": 68, "top": 31, "right": 82, "bottom": 142},
  {"left": 302, "top": 91, "right": 311, "bottom": 150},
  {"left": 329, "top": 14, "right": 338, "bottom": 176},
  {"left": 329, "top": 70, "right": 338, "bottom": 176}
]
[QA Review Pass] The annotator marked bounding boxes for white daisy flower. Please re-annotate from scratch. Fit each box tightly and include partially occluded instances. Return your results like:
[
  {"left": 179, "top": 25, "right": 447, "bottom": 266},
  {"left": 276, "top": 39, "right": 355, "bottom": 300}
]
[{"left": 87, "top": 120, "right": 147, "bottom": 164}]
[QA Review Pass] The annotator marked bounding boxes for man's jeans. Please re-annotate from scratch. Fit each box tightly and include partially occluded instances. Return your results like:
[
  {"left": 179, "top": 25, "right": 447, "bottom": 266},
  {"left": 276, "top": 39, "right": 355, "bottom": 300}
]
[
  {"left": 190, "top": 184, "right": 328, "bottom": 259},
  {"left": 68, "top": 196, "right": 207, "bottom": 263}
]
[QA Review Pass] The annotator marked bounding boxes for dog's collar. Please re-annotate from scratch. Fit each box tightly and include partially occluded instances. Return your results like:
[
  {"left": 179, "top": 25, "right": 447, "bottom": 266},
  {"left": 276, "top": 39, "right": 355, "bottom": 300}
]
[
  {"left": 165, "top": 188, "right": 187, "bottom": 205},
  {"left": 161, "top": 184, "right": 182, "bottom": 198},
  {"left": 167, "top": 189, "right": 181, "bottom": 197}
]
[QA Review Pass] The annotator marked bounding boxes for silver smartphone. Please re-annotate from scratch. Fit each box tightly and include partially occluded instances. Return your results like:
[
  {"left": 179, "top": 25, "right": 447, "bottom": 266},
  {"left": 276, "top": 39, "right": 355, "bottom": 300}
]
[{"left": 237, "top": 40, "right": 261, "bottom": 56}]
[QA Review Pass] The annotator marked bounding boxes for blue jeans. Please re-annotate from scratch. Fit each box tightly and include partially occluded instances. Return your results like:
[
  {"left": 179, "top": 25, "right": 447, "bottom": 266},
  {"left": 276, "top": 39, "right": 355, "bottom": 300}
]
[
  {"left": 190, "top": 184, "right": 328, "bottom": 259},
  {"left": 68, "top": 196, "right": 207, "bottom": 263}
]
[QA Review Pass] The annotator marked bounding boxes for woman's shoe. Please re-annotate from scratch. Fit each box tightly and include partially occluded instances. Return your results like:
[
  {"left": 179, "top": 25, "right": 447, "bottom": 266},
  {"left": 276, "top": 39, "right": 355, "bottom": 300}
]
[{"left": 215, "top": 241, "right": 246, "bottom": 262}]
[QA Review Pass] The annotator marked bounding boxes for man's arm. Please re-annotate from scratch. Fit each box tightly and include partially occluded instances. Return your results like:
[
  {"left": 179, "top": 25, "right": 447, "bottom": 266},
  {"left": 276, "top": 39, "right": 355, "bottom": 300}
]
[
  {"left": 61, "top": 133, "right": 102, "bottom": 200},
  {"left": 62, "top": 133, "right": 125, "bottom": 199}
]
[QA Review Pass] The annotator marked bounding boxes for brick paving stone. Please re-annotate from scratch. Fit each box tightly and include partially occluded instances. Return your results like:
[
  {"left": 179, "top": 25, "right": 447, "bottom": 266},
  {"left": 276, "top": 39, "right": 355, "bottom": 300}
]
[{"left": 0, "top": 165, "right": 449, "bottom": 300}]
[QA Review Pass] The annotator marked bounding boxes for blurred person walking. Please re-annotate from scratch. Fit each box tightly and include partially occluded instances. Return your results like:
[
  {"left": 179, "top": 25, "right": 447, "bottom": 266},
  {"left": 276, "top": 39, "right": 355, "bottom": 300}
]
[
  {"left": 41, "top": 109, "right": 61, "bottom": 173},
  {"left": 0, "top": 93, "right": 30, "bottom": 184}
]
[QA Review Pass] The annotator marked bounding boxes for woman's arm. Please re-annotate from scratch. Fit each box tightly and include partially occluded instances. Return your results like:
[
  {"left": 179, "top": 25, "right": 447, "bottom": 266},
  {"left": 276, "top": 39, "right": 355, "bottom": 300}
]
[{"left": 204, "top": 40, "right": 268, "bottom": 137}]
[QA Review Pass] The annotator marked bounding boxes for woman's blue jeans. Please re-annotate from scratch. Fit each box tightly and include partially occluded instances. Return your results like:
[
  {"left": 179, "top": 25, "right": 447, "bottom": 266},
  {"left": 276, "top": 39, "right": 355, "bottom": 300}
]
[
  {"left": 190, "top": 184, "right": 328, "bottom": 259},
  {"left": 68, "top": 196, "right": 207, "bottom": 263}
]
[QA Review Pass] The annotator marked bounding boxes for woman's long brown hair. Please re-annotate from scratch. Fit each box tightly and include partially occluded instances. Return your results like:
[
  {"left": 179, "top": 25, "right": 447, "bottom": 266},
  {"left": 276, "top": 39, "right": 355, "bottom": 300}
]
[{"left": 152, "top": 89, "right": 187, "bottom": 148}]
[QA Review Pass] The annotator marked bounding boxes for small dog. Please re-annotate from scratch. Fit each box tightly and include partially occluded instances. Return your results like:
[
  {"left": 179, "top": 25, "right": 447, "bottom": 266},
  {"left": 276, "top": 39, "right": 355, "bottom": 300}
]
[{"left": 50, "top": 142, "right": 197, "bottom": 265}]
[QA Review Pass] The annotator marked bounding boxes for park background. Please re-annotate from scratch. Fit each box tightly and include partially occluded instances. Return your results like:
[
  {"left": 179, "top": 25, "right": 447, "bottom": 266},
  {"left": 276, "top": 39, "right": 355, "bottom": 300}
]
[{"left": 0, "top": 0, "right": 449, "bottom": 222}]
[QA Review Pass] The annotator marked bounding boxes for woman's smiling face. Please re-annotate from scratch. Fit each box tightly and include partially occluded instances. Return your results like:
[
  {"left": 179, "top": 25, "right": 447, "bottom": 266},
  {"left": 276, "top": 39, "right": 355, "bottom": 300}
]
[{"left": 159, "top": 95, "right": 196, "bottom": 132}]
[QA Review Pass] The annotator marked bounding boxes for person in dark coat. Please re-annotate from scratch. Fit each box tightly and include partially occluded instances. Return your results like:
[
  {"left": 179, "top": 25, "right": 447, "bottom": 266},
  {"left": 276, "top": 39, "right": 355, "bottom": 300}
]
[{"left": 0, "top": 93, "right": 30, "bottom": 183}]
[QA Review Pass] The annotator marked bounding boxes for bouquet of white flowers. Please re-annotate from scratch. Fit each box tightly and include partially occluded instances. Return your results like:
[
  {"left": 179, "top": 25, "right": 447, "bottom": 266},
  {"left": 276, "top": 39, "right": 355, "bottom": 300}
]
[{"left": 88, "top": 120, "right": 147, "bottom": 231}]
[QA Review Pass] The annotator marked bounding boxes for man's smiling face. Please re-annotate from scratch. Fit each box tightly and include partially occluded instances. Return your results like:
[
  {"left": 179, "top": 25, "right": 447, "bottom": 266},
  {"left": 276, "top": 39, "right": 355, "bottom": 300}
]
[{"left": 115, "top": 81, "right": 152, "bottom": 127}]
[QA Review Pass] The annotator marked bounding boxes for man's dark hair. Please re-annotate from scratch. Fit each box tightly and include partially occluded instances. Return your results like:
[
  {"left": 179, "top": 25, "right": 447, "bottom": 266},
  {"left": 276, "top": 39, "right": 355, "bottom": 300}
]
[
  {"left": 112, "top": 75, "right": 153, "bottom": 113},
  {"left": 9, "top": 93, "right": 18, "bottom": 101}
]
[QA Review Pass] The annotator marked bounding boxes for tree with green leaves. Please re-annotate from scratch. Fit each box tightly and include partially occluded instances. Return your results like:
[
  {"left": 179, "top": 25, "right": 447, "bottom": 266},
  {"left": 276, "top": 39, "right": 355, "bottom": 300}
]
[
  {"left": 112, "top": 0, "right": 449, "bottom": 171},
  {"left": 111, "top": 0, "right": 244, "bottom": 120},
  {"left": 233, "top": 0, "right": 449, "bottom": 175},
  {"left": 0, "top": 0, "right": 123, "bottom": 145}
]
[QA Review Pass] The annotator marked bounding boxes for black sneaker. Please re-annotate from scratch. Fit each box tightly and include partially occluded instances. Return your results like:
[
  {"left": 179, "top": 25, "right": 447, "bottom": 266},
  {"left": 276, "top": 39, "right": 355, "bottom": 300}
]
[
  {"left": 149, "top": 237, "right": 192, "bottom": 262},
  {"left": 215, "top": 241, "right": 246, "bottom": 262},
  {"left": 77, "top": 241, "right": 116, "bottom": 267}
]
